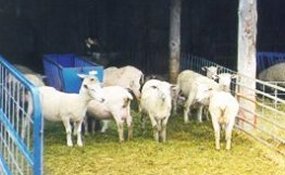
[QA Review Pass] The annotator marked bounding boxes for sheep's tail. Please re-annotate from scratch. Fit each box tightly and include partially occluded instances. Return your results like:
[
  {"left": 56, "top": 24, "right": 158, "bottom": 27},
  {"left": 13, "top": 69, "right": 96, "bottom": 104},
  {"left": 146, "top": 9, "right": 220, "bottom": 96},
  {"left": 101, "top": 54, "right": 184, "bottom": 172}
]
[{"left": 219, "top": 108, "right": 226, "bottom": 130}]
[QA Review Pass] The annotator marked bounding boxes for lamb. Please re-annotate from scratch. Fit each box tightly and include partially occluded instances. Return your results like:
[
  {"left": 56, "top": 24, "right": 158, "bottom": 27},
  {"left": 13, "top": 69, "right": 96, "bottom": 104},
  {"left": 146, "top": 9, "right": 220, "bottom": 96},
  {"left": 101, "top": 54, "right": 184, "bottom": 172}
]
[
  {"left": 195, "top": 83, "right": 239, "bottom": 150},
  {"left": 140, "top": 79, "right": 174, "bottom": 142},
  {"left": 258, "top": 63, "right": 285, "bottom": 87},
  {"left": 176, "top": 70, "right": 219, "bottom": 123},
  {"left": 103, "top": 65, "right": 144, "bottom": 101},
  {"left": 86, "top": 86, "right": 133, "bottom": 142},
  {"left": 38, "top": 74, "right": 105, "bottom": 147}
]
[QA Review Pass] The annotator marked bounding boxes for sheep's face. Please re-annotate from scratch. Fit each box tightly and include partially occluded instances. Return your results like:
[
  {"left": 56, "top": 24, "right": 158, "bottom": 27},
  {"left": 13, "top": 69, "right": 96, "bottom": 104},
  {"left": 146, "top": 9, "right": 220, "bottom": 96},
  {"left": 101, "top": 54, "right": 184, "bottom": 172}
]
[
  {"left": 78, "top": 74, "right": 105, "bottom": 102},
  {"left": 202, "top": 66, "right": 218, "bottom": 78},
  {"left": 213, "top": 73, "right": 236, "bottom": 91}
]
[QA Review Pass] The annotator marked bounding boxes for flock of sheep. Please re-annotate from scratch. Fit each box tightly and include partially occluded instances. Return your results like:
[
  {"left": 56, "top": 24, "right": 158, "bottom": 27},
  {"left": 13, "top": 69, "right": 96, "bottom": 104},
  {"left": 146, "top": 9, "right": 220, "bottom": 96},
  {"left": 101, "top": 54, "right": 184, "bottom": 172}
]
[{"left": 9, "top": 63, "right": 246, "bottom": 151}]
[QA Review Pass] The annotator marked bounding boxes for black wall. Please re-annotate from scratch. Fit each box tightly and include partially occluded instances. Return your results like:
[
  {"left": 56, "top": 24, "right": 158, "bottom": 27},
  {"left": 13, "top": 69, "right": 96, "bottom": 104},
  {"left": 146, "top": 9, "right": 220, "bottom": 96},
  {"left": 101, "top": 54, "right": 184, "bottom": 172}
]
[{"left": 0, "top": 0, "right": 284, "bottom": 73}]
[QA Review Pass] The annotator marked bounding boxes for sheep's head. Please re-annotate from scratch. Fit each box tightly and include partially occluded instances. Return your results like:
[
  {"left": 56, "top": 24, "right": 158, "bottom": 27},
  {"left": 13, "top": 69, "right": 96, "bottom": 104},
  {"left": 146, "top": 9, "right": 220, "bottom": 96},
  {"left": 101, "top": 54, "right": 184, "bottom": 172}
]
[
  {"left": 202, "top": 66, "right": 219, "bottom": 78},
  {"left": 78, "top": 74, "right": 105, "bottom": 102},
  {"left": 195, "top": 83, "right": 213, "bottom": 104},
  {"left": 212, "top": 73, "right": 237, "bottom": 91}
]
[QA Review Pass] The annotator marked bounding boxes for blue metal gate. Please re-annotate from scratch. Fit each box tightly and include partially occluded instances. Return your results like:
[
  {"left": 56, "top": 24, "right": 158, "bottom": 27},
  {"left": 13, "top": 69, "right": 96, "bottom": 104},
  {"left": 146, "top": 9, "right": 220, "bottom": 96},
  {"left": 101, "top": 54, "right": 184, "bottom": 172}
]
[{"left": 0, "top": 56, "right": 43, "bottom": 175}]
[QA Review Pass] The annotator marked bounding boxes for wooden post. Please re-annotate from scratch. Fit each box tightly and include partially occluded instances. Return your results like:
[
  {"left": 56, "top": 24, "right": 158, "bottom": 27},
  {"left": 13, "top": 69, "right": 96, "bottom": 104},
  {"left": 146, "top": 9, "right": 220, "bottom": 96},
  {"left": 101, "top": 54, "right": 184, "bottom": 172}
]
[
  {"left": 169, "top": 0, "right": 182, "bottom": 83},
  {"left": 237, "top": 0, "right": 257, "bottom": 130}
]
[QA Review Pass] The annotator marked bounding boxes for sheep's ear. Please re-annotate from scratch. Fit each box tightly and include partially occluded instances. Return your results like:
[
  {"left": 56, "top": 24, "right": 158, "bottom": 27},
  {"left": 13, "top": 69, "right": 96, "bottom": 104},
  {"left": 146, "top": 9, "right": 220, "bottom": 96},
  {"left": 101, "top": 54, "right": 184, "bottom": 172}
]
[
  {"left": 201, "top": 66, "right": 207, "bottom": 71},
  {"left": 88, "top": 70, "right": 98, "bottom": 75},
  {"left": 77, "top": 74, "right": 87, "bottom": 79},
  {"left": 231, "top": 74, "right": 237, "bottom": 79}
]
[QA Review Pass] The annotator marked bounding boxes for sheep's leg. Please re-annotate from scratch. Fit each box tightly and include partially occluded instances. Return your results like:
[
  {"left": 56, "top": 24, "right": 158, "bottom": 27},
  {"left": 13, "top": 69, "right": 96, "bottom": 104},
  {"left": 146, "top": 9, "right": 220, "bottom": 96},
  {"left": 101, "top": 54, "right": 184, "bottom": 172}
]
[
  {"left": 203, "top": 106, "right": 210, "bottom": 121},
  {"left": 225, "top": 122, "right": 235, "bottom": 150},
  {"left": 75, "top": 120, "right": 84, "bottom": 147},
  {"left": 153, "top": 128, "right": 159, "bottom": 142},
  {"left": 149, "top": 116, "right": 159, "bottom": 142},
  {"left": 91, "top": 119, "right": 96, "bottom": 135},
  {"left": 126, "top": 116, "right": 133, "bottom": 141},
  {"left": 73, "top": 122, "right": 78, "bottom": 136},
  {"left": 197, "top": 105, "right": 203, "bottom": 123},
  {"left": 114, "top": 119, "right": 124, "bottom": 142},
  {"left": 62, "top": 119, "right": 73, "bottom": 147},
  {"left": 183, "top": 95, "right": 194, "bottom": 123},
  {"left": 83, "top": 116, "right": 89, "bottom": 136},
  {"left": 212, "top": 122, "right": 221, "bottom": 150},
  {"left": 160, "top": 117, "right": 170, "bottom": 143},
  {"left": 101, "top": 120, "right": 110, "bottom": 133}
]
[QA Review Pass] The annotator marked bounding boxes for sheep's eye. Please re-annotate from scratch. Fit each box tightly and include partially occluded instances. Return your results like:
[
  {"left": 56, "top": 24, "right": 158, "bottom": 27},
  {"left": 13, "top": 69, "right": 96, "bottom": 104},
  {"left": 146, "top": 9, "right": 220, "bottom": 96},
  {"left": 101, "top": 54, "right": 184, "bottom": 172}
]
[{"left": 90, "top": 78, "right": 94, "bottom": 82}]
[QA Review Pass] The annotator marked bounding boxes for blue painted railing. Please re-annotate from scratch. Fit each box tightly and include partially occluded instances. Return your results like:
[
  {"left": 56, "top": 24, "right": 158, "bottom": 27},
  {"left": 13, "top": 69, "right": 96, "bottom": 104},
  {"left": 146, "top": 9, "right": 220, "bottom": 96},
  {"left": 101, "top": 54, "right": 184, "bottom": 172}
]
[{"left": 0, "top": 55, "right": 43, "bottom": 175}]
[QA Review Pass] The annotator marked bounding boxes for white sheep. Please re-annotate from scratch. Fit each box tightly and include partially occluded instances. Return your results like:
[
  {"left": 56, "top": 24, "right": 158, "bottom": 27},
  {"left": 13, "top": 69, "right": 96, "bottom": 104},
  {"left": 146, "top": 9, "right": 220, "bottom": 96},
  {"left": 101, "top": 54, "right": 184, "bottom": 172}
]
[
  {"left": 103, "top": 65, "right": 144, "bottom": 101},
  {"left": 258, "top": 63, "right": 285, "bottom": 87},
  {"left": 38, "top": 74, "right": 105, "bottom": 147},
  {"left": 195, "top": 83, "right": 239, "bottom": 150},
  {"left": 140, "top": 79, "right": 174, "bottom": 142},
  {"left": 86, "top": 86, "right": 133, "bottom": 142},
  {"left": 177, "top": 70, "right": 219, "bottom": 123}
]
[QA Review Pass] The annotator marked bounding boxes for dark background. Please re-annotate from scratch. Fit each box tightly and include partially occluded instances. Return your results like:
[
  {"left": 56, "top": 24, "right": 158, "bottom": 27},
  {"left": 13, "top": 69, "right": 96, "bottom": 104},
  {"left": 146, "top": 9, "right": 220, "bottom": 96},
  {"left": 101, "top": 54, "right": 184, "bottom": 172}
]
[{"left": 0, "top": 0, "right": 284, "bottom": 74}]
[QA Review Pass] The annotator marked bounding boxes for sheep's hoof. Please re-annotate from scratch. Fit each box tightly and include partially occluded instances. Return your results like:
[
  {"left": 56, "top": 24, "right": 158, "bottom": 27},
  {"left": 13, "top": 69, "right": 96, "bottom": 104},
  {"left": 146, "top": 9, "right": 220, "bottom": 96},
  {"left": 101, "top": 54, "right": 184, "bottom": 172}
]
[
  {"left": 67, "top": 143, "right": 73, "bottom": 147},
  {"left": 77, "top": 143, "right": 83, "bottom": 147}
]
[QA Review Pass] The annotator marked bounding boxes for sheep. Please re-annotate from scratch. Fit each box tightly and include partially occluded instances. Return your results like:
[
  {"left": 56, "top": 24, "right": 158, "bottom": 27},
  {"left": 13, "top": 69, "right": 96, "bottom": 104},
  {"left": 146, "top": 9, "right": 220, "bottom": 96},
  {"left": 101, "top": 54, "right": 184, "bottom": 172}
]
[
  {"left": 103, "top": 65, "right": 144, "bottom": 102},
  {"left": 86, "top": 86, "right": 133, "bottom": 142},
  {"left": 140, "top": 79, "right": 174, "bottom": 142},
  {"left": 258, "top": 63, "right": 285, "bottom": 87},
  {"left": 38, "top": 74, "right": 105, "bottom": 147},
  {"left": 195, "top": 83, "right": 239, "bottom": 150},
  {"left": 176, "top": 70, "right": 219, "bottom": 123}
]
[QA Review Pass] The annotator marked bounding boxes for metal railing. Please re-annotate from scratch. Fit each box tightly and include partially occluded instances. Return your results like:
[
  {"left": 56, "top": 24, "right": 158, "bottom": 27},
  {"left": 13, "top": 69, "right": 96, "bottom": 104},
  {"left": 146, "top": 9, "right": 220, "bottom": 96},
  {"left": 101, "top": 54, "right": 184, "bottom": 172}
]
[
  {"left": 181, "top": 54, "right": 285, "bottom": 156},
  {"left": 0, "top": 56, "right": 43, "bottom": 175}
]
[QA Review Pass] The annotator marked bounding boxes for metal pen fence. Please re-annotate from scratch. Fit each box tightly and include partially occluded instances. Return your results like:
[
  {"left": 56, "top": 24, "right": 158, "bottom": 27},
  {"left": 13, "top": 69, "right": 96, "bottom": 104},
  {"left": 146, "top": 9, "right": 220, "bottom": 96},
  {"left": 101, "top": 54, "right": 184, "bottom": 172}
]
[
  {"left": 0, "top": 56, "right": 43, "bottom": 175},
  {"left": 181, "top": 53, "right": 285, "bottom": 156}
]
